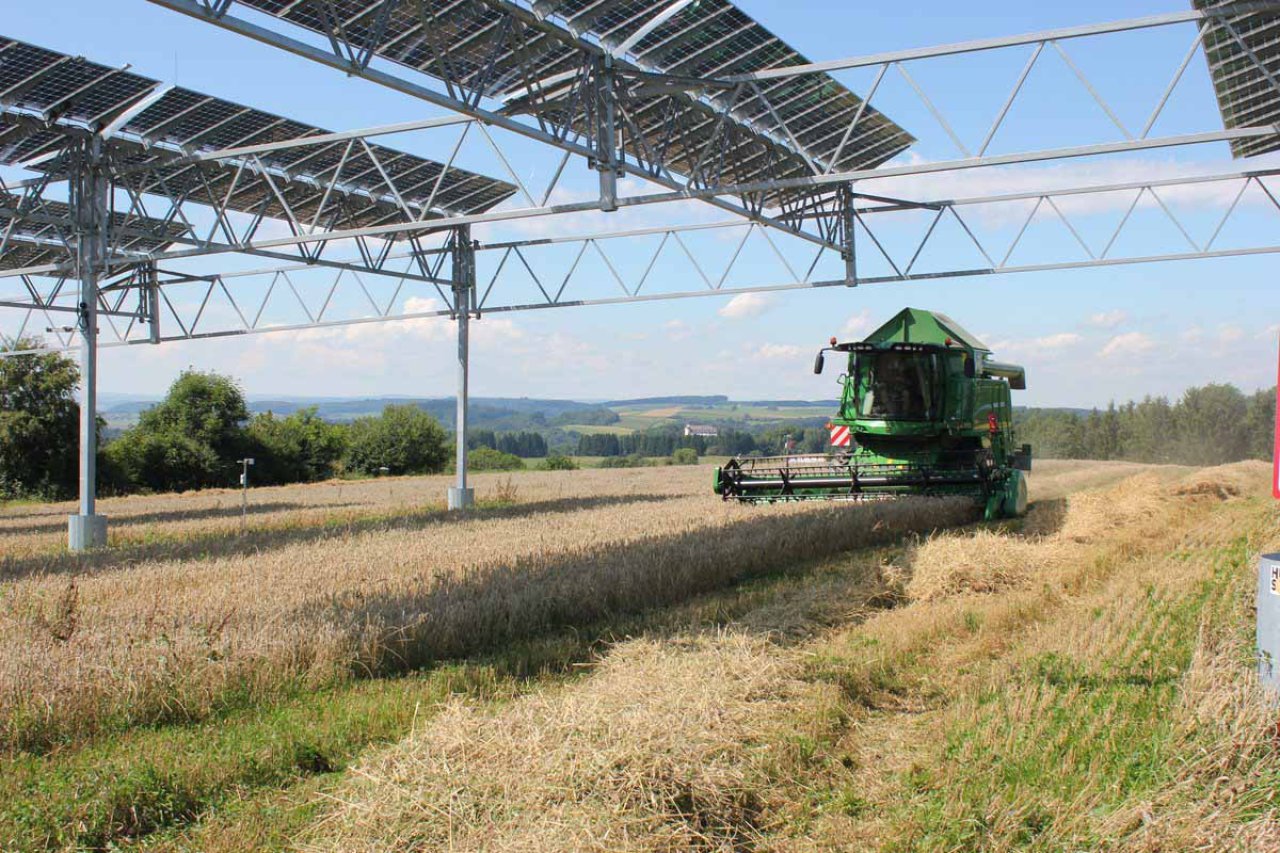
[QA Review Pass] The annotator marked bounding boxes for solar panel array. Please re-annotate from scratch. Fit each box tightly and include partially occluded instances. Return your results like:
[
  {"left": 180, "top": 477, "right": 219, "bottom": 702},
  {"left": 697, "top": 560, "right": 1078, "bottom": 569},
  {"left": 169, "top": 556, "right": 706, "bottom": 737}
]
[
  {"left": 0, "top": 37, "right": 517, "bottom": 235},
  {"left": 228, "top": 0, "right": 914, "bottom": 203},
  {"left": 0, "top": 194, "right": 190, "bottom": 271},
  {"left": 1194, "top": 0, "right": 1280, "bottom": 158}
]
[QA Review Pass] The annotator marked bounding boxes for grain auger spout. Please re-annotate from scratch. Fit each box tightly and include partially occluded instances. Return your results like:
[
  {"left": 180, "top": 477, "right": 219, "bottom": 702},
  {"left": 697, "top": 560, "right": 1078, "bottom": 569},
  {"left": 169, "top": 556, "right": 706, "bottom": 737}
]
[{"left": 714, "top": 308, "right": 1032, "bottom": 520}]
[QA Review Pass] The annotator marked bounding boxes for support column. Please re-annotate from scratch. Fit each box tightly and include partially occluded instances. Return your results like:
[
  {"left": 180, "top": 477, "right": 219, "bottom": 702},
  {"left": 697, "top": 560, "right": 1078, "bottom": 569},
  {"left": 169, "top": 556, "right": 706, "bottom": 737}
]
[
  {"left": 595, "top": 56, "right": 619, "bottom": 213},
  {"left": 68, "top": 136, "right": 109, "bottom": 551},
  {"left": 840, "top": 184, "right": 857, "bottom": 286},
  {"left": 448, "top": 225, "right": 475, "bottom": 511},
  {"left": 144, "top": 262, "right": 162, "bottom": 345}
]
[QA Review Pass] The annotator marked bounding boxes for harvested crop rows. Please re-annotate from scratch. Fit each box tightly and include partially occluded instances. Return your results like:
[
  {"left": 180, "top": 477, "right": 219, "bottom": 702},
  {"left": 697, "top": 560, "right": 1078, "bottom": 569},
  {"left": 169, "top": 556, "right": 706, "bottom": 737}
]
[
  {"left": 296, "top": 462, "right": 1280, "bottom": 851},
  {"left": 2, "top": 459, "right": 1268, "bottom": 851},
  {"left": 0, "top": 464, "right": 983, "bottom": 753}
]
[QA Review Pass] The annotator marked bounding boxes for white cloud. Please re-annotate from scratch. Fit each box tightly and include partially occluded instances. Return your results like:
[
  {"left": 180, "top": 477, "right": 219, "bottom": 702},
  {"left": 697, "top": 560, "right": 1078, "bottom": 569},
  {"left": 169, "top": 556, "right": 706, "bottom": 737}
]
[
  {"left": 984, "top": 332, "right": 1081, "bottom": 358},
  {"left": 1217, "top": 325, "right": 1245, "bottom": 345},
  {"left": 841, "top": 308, "right": 874, "bottom": 338},
  {"left": 718, "top": 292, "right": 773, "bottom": 320},
  {"left": 1099, "top": 332, "right": 1156, "bottom": 359},
  {"left": 663, "top": 319, "right": 693, "bottom": 341},
  {"left": 754, "top": 343, "right": 803, "bottom": 360},
  {"left": 1035, "top": 332, "right": 1083, "bottom": 349},
  {"left": 1257, "top": 324, "right": 1280, "bottom": 341},
  {"left": 1088, "top": 310, "right": 1129, "bottom": 329}
]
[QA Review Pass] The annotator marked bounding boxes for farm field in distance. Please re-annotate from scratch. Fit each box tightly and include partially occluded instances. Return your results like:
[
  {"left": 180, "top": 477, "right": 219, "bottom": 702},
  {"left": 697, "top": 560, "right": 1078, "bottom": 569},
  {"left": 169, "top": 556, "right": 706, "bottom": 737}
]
[{"left": 0, "top": 459, "right": 1277, "bottom": 850}]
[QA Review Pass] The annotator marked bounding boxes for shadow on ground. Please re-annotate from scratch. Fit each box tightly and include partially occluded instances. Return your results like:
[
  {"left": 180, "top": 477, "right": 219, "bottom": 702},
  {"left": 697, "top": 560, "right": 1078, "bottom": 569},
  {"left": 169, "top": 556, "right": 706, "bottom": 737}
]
[
  {"left": 0, "top": 502, "right": 365, "bottom": 536},
  {"left": 0, "top": 493, "right": 675, "bottom": 581}
]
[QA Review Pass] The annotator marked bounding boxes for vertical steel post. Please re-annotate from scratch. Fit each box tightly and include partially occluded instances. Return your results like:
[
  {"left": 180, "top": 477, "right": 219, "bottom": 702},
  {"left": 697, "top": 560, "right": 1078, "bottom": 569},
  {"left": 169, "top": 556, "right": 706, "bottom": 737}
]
[
  {"left": 840, "top": 184, "right": 857, "bottom": 285},
  {"left": 145, "top": 262, "right": 161, "bottom": 345},
  {"left": 448, "top": 225, "right": 475, "bottom": 510},
  {"left": 596, "top": 56, "right": 619, "bottom": 212},
  {"left": 68, "top": 136, "right": 109, "bottom": 551}
]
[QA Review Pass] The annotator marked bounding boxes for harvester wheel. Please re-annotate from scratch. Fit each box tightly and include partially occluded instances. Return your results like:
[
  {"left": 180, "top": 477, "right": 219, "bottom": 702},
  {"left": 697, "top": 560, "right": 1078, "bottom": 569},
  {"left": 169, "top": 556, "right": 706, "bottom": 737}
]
[{"left": 1001, "top": 470, "right": 1029, "bottom": 518}]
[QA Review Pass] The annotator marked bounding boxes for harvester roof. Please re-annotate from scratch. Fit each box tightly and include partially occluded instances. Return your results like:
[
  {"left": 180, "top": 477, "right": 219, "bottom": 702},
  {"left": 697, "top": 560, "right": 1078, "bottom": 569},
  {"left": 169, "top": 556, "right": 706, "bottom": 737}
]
[{"left": 863, "top": 308, "right": 991, "bottom": 353}]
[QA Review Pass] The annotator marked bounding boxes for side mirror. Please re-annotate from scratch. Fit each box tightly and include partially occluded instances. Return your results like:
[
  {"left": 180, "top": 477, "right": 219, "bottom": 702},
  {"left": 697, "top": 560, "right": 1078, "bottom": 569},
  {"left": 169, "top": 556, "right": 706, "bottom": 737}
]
[
  {"left": 963, "top": 357, "right": 975, "bottom": 379},
  {"left": 813, "top": 351, "right": 826, "bottom": 375}
]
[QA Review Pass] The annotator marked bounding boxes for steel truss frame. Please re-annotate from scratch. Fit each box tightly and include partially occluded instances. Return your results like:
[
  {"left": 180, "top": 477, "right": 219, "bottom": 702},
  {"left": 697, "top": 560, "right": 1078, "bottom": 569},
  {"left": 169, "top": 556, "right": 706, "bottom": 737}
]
[
  {"left": 4, "top": 0, "right": 1280, "bottom": 548},
  {"left": 9, "top": 164, "right": 1280, "bottom": 354}
]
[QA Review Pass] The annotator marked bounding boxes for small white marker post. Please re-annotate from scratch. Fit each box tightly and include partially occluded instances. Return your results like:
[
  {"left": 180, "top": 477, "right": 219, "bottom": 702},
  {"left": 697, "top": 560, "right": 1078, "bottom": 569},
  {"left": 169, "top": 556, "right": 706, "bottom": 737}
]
[{"left": 237, "top": 457, "right": 255, "bottom": 533}]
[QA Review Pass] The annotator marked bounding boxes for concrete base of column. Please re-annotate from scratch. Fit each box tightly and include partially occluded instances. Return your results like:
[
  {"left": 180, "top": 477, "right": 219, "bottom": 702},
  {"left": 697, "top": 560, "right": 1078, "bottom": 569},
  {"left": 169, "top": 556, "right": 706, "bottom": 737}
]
[
  {"left": 68, "top": 514, "right": 108, "bottom": 551},
  {"left": 447, "top": 487, "right": 474, "bottom": 511}
]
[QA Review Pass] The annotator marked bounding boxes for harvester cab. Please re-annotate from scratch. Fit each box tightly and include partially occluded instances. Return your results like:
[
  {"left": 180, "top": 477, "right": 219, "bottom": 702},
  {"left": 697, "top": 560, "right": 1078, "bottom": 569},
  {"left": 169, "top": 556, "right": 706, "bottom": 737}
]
[{"left": 715, "top": 308, "right": 1032, "bottom": 520}]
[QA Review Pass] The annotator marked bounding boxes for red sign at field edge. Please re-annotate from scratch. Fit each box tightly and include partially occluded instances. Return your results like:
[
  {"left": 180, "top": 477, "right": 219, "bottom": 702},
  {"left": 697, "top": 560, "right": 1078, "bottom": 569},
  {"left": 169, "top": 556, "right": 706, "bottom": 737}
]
[{"left": 1274, "top": 338, "right": 1279, "bottom": 499}]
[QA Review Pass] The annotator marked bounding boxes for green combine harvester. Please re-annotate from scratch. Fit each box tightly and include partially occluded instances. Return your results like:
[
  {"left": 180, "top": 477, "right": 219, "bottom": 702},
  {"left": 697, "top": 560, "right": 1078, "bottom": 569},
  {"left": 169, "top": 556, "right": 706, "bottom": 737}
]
[{"left": 715, "top": 308, "right": 1032, "bottom": 520}]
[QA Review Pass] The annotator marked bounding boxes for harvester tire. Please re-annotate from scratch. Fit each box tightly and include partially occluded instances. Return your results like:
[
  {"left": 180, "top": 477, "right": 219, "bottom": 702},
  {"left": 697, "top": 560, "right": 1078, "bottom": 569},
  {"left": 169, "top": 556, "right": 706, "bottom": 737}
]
[{"left": 1002, "top": 470, "right": 1029, "bottom": 518}]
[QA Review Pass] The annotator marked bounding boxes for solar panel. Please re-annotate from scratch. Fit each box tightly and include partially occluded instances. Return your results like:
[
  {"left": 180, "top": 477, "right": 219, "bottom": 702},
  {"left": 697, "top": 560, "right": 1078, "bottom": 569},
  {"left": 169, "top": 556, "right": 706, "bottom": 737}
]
[
  {"left": 0, "top": 193, "right": 190, "bottom": 272},
  {"left": 1194, "top": 0, "right": 1280, "bottom": 158},
  {"left": 0, "top": 36, "right": 518, "bottom": 234},
  {"left": 223, "top": 0, "right": 914, "bottom": 204}
]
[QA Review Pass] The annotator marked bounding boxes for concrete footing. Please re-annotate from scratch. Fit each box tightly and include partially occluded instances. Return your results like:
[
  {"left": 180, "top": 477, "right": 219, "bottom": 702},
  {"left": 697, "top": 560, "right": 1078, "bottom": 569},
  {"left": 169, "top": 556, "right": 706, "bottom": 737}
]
[
  {"left": 447, "top": 487, "right": 474, "bottom": 511},
  {"left": 68, "top": 514, "right": 108, "bottom": 551}
]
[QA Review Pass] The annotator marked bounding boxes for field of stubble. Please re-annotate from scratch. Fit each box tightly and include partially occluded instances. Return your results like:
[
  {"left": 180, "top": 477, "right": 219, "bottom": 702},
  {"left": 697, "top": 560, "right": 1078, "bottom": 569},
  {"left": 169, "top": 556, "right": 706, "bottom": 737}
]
[{"left": 3, "top": 459, "right": 1272, "bottom": 852}]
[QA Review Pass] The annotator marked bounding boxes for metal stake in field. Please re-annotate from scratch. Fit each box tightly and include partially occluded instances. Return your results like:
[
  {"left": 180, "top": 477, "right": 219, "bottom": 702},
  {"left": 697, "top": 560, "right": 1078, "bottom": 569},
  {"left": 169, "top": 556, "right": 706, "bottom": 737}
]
[{"left": 237, "top": 457, "right": 254, "bottom": 533}]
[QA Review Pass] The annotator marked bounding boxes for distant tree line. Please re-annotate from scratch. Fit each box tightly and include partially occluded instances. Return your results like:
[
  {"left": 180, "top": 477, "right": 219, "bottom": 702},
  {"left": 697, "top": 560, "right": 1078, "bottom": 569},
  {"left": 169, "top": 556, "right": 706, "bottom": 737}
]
[
  {"left": 1016, "top": 384, "right": 1275, "bottom": 466},
  {"left": 467, "top": 429, "right": 548, "bottom": 458},
  {"left": 1, "top": 338, "right": 1273, "bottom": 499},
  {"left": 574, "top": 424, "right": 829, "bottom": 458},
  {"left": 101, "top": 371, "right": 450, "bottom": 493},
  {"left": 0, "top": 342, "right": 458, "bottom": 498},
  {"left": 551, "top": 407, "right": 620, "bottom": 427}
]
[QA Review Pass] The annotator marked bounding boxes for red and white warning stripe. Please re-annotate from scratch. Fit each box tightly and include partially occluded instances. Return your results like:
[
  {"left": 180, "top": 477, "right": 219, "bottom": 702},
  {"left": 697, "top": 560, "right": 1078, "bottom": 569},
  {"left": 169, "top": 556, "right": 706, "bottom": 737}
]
[{"left": 829, "top": 424, "right": 852, "bottom": 447}]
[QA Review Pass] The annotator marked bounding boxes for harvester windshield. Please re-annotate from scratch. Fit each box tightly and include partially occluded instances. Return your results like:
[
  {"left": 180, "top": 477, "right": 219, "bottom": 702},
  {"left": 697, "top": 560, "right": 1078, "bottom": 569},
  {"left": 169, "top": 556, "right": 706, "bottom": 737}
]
[{"left": 856, "top": 351, "right": 938, "bottom": 420}]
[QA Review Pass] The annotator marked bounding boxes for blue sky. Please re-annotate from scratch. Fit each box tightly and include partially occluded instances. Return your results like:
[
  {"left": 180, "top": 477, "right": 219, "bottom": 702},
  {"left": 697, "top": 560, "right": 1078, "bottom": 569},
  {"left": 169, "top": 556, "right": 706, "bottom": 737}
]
[{"left": 2, "top": 0, "right": 1279, "bottom": 406}]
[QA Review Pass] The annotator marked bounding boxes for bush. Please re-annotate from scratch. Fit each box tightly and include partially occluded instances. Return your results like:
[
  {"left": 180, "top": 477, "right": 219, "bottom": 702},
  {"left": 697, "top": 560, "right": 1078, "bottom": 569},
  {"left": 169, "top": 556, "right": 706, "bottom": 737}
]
[
  {"left": 104, "top": 430, "right": 223, "bottom": 492},
  {"left": 672, "top": 448, "right": 699, "bottom": 466},
  {"left": 541, "top": 454, "right": 578, "bottom": 471},
  {"left": 249, "top": 408, "right": 347, "bottom": 484},
  {"left": 598, "top": 454, "right": 645, "bottom": 469},
  {"left": 467, "top": 447, "right": 526, "bottom": 472},
  {"left": 344, "top": 405, "right": 449, "bottom": 476}
]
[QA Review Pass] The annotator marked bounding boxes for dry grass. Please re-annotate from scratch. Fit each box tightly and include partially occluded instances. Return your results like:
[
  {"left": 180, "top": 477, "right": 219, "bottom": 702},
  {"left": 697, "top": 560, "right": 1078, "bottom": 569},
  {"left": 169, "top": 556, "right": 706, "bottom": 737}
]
[
  {"left": 0, "top": 463, "right": 989, "bottom": 754},
  {"left": 789, "top": 461, "right": 1279, "bottom": 850},
  {"left": 904, "top": 466, "right": 1190, "bottom": 603},
  {"left": 300, "top": 461, "right": 1236, "bottom": 851},
  {"left": 303, "top": 633, "right": 819, "bottom": 853}
]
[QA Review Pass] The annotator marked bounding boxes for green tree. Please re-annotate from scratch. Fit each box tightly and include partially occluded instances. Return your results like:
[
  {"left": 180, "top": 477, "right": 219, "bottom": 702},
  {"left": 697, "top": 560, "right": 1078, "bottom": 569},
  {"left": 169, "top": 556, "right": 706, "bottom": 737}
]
[
  {"left": 248, "top": 407, "right": 347, "bottom": 484},
  {"left": 104, "top": 429, "right": 221, "bottom": 493},
  {"left": 106, "top": 370, "right": 252, "bottom": 492},
  {"left": 1245, "top": 388, "right": 1276, "bottom": 462},
  {"left": 0, "top": 338, "right": 82, "bottom": 498},
  {"left": 344, "top": 404, "right": 449, "bottom": 476},
  {"left": 136, "top": 370, "right": 251, "bottom": 461},
  {"left": 1175, "top": 384, "right": 1249, "bottom": 465}
]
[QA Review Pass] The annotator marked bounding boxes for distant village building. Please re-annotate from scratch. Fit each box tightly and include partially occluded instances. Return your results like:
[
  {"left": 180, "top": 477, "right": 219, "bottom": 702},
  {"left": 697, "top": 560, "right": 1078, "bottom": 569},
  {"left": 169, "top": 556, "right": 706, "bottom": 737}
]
[{"left": 684, "top": 424, "right": 719, "bottom": 438}]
